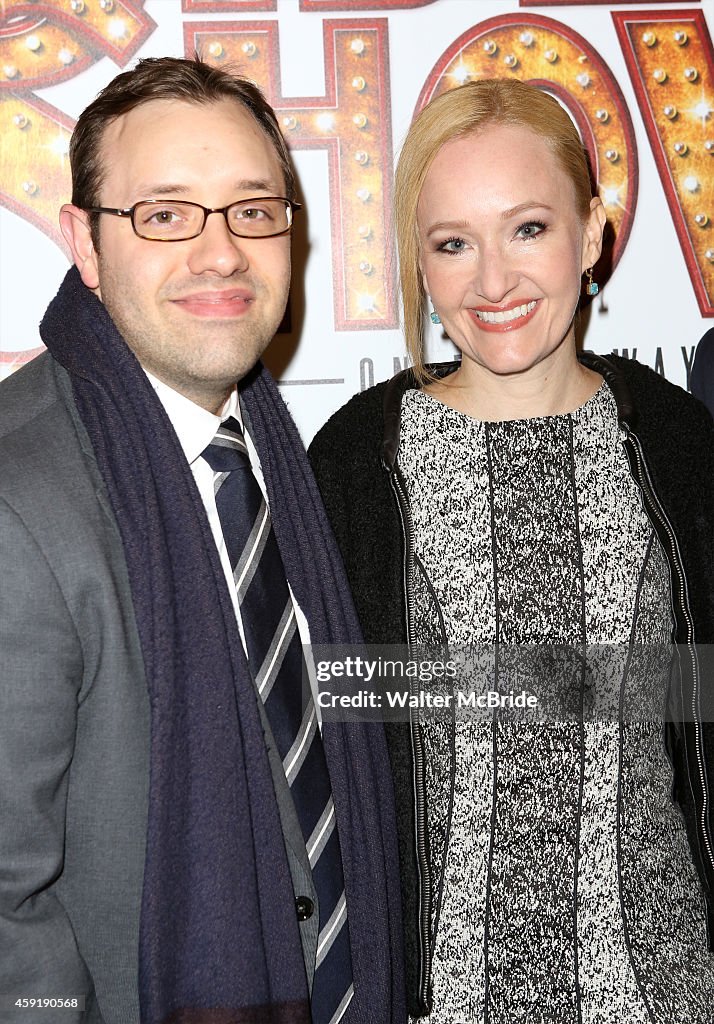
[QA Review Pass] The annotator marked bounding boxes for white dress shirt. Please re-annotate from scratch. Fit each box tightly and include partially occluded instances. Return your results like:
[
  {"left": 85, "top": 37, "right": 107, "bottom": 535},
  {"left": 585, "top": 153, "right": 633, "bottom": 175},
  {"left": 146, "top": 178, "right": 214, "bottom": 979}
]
[{"left": 145, "top": 372, "right": 315, "bottom": 669}]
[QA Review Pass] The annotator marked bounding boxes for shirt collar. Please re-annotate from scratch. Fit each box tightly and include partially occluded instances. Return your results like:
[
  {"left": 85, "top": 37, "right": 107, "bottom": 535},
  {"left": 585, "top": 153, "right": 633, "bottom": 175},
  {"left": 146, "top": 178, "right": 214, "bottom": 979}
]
[{"left": 145, "top": 370, "right": 242, "bottom": 466}]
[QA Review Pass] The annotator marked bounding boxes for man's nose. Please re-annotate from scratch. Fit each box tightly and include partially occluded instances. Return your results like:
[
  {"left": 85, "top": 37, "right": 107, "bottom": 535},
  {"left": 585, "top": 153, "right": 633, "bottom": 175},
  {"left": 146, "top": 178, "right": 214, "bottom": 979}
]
[{"left": 186, "top": 211, "right": 250, "bottom": 276}]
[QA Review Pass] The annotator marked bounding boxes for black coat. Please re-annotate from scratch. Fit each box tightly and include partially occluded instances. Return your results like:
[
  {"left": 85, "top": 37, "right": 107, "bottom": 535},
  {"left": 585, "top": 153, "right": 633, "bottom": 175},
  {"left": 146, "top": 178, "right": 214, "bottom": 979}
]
[{"left": 310, "top": 354, "right": 714, "bottom": 1012}]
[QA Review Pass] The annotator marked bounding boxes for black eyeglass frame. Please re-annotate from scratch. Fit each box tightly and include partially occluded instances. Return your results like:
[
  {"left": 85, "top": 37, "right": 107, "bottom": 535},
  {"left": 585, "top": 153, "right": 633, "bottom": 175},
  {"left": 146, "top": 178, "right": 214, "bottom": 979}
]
[{"left": 84, "top": 197, "right": 302, "bottom": 241}]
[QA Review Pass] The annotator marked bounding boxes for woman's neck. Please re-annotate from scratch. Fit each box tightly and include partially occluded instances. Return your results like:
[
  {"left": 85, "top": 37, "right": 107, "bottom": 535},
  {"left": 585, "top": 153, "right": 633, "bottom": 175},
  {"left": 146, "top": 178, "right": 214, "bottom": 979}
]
[{"left": 424, "top": 347, "right": 603, "bottom": 423}]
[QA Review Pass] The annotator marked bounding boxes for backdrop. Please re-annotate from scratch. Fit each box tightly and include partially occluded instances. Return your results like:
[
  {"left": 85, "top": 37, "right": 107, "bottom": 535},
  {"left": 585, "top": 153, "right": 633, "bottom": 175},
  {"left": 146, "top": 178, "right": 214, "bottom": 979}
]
[{"left": 1, "top": 0, "right": 713, "bottom": 442}]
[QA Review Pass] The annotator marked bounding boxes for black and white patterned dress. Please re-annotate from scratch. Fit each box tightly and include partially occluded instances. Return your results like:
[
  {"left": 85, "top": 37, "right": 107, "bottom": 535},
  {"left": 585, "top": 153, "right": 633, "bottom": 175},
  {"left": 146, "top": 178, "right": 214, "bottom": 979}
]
[{"left": 398, "top": 383, "right": 714, "bottom": 1024}]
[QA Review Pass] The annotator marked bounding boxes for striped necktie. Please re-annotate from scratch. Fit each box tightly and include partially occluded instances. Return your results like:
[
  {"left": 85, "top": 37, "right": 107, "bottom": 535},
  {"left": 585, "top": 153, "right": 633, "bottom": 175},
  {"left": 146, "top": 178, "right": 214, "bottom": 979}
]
[{"left": 203, "top": 417, "right": 353, "bottom": 1024}]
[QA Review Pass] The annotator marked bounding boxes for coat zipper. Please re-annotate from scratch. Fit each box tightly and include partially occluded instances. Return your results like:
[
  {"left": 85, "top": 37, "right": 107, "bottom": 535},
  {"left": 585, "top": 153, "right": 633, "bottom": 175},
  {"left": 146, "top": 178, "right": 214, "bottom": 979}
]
[
  {"left": 388, "top": 466, "right": 433, "bottom": 1015},
  {"left": 623, "top": 426, "right": 714, "bottom": 884}
]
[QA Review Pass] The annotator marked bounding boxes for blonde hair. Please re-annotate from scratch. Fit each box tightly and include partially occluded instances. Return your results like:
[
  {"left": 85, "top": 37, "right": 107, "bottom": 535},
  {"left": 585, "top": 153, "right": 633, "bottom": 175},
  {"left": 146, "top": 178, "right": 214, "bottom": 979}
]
[{"left": 394, "top": 79, "right": 594, "bottom": 380}]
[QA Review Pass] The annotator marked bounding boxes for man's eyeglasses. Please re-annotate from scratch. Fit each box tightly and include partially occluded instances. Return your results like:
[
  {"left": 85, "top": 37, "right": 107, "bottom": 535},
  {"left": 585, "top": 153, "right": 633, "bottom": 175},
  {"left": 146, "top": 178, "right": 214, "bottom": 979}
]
[{"left": 84, "top": 197, "right": 301, "bottom": 242}]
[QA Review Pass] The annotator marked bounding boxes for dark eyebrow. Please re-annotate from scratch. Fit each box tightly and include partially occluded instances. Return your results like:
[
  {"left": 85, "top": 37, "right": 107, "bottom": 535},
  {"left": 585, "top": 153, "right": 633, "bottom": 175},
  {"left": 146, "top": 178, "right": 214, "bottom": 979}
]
[
  {"left": 133, "top": 178, "right": 282, "bottom": 199},
  {"left": 133, "top": 184, "right": 192, "bottom": 198},
  {"left": 234, "top": 178, "right": 282, "bottom": 194}
]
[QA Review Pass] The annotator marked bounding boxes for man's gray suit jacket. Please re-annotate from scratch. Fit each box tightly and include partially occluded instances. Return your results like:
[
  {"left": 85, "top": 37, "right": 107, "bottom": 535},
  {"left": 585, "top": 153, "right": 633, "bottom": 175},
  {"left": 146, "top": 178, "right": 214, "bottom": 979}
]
[
  {"left": 0, "top": 353, "right": 149, "bottom": 1022},
  {"left": 0, "top": 352, "right": 316, "bottom": 1024}
]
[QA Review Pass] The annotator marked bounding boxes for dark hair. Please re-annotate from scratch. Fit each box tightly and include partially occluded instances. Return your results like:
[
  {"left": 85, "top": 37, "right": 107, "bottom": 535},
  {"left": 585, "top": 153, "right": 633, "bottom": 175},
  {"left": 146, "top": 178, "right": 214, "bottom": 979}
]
[{"left": 70, "top": 55, "right": 296, "bottom": 245}]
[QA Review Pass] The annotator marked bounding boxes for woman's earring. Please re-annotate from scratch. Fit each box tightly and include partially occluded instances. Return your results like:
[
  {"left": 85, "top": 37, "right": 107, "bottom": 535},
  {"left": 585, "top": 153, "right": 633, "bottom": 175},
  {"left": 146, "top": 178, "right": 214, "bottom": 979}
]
[
  {"left": 585, "top": 267, "right": 599, "bottom": 297},
  {"left": 430, "top": 309, "right": 441, "bottom": 325}
]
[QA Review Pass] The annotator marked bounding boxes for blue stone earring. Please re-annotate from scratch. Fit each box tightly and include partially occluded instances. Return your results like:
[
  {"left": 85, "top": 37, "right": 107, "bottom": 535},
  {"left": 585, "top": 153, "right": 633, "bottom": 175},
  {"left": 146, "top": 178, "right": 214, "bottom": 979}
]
[
  {"left": 430, "top": 309, "right": 441, "bottom": 325},
  {"left": 585, "top": 267, "right": 599, "bottom": 297}
]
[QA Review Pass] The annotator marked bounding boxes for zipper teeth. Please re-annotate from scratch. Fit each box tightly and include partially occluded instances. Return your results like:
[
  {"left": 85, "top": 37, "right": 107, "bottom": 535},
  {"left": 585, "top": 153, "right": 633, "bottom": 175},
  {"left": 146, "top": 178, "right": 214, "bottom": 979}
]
[
  {"left": 389, "top": 469, "right": 433, "bottom": 1011},
  {"left": 625, "top": 428, "right": 714, "bottom": 875}
]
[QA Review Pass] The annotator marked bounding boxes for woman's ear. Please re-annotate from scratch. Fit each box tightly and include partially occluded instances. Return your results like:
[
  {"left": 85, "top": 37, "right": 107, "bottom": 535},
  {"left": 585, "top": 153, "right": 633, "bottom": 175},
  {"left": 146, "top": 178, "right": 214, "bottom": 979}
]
[{"left": 581, "top": 196, "right": 607, "bottom": 273}]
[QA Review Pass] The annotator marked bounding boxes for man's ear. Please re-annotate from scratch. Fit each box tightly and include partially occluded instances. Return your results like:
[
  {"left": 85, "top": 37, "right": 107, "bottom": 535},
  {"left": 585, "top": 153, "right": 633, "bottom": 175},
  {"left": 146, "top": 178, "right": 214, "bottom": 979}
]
[{"left": 59, "top": 204, "right": 100, "bottom": 292}]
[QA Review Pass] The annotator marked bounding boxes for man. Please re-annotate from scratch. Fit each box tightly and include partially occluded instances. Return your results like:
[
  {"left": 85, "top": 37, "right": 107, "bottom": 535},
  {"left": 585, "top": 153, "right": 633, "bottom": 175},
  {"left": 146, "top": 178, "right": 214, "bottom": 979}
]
[{"left": 0, "top": 57, "right": 403, "bottom": 1024}]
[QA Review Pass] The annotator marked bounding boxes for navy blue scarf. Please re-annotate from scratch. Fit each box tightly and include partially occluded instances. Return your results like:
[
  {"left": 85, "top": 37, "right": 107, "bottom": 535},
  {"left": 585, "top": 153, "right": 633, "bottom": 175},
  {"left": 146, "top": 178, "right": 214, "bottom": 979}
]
[{"left": 40, "top": 268, "right": 404, "bottom": 1024}]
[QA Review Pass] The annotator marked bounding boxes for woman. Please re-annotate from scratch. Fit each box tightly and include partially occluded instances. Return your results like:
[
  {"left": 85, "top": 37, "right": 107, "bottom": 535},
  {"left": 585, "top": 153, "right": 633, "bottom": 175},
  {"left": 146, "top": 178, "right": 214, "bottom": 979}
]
[{"left": 309, "top": 79, "right": 714, "bottom": 1021}]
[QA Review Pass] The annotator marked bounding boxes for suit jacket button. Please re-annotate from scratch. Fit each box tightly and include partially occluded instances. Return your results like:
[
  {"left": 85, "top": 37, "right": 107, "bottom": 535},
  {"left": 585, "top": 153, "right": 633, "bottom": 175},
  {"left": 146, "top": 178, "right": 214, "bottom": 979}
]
[{"left": 295, "top": 896, "right": 314, "bottom": 921}]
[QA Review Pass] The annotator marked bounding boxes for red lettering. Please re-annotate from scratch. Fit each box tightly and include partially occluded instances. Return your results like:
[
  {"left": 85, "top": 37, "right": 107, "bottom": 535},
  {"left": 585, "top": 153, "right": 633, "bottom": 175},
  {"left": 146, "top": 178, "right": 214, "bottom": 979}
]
[
  {"left": 182, "top": 1, "right": 276, "bottom": 11},
  {"left": 613, "top": 8, "right": 714, "bottom": 315},
  {"left": 185, "top": 18, "right": 396, "bottom": 329},
  {"left": 0, "top": 0, "right": 155, "bottom": 366},
  {"left": 416, "top": 13, "right": 638, "bottom": 285}
]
